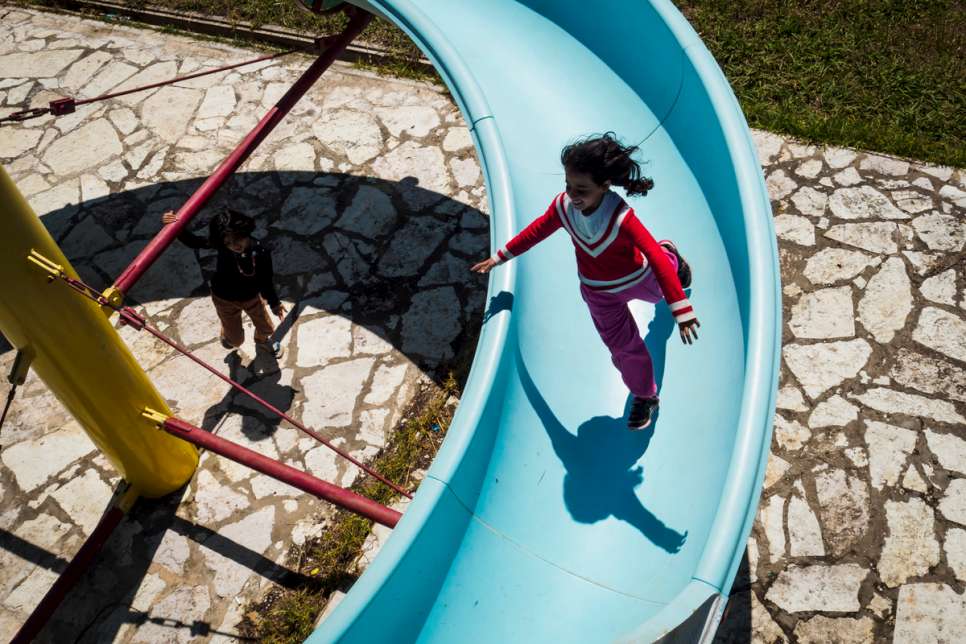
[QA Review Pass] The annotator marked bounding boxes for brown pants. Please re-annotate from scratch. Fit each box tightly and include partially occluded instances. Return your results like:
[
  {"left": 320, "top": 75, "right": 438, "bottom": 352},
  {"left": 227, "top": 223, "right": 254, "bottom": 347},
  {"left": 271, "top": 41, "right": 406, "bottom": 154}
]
[{"left": 211, "top": 294, "right": 275, "bottom": 347}]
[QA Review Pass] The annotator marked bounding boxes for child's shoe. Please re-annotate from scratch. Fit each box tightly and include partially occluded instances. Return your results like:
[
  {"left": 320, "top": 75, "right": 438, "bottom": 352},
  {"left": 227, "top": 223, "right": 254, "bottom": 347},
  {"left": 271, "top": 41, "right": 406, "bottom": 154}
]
[
  {"left": 256, "top": 339, "right": 284, "bottom": 359},
  {"left": 660, "top": 241, "right": 692, "bottom": 289},
  {"left": 628, "top": 396, "right": 659, "bottom": 430}
]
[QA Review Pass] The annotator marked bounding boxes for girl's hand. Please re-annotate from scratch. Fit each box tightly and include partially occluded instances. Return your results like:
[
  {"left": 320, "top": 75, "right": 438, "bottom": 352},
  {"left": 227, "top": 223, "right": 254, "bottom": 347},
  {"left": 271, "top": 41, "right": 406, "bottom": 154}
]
[
  {"left": 272, "top": 304, "right": 287, "bottom": 319},
  {"left": 161, "top": 210, "right": 177, "bottom": 225},
  {"left": 679, "top": 318, "right": 700, "bottom": 345},
  {"left": 471, "top": 257, "right": 498, "bottom": 274}
]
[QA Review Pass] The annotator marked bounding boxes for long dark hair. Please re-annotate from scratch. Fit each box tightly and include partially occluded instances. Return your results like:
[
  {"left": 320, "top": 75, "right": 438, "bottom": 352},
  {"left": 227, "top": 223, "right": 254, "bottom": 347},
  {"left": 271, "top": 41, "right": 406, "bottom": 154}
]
[{"left": 560, "top": 132, "right": 654, "bottom": 196}]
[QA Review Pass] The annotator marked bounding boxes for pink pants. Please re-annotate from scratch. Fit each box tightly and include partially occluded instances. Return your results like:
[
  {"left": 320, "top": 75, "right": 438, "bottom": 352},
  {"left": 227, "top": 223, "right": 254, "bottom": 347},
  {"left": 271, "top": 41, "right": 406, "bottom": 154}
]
[{"left": 580, "top": 247, "right": 678, "bottom": 400}]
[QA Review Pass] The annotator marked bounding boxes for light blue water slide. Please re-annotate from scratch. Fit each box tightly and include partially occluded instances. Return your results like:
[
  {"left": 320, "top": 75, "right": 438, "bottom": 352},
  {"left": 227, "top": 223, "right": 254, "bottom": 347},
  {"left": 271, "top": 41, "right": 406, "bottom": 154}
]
[{"left": 310, "top": 0, "right": 781, "bottom": 641}]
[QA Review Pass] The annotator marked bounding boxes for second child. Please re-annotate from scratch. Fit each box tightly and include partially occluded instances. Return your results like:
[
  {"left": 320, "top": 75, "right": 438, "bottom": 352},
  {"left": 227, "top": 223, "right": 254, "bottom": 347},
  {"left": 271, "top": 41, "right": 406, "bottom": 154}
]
[{"left": 161, "top": 208, "right": 286, "bottom": 357}]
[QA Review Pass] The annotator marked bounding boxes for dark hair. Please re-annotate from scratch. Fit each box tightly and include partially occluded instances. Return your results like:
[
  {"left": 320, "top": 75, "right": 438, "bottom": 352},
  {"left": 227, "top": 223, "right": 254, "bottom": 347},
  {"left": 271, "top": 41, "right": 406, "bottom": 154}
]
[
  {"left": 560, "top": 132, "right": 654, "bottom": 196},
  {"left": 209, "top": 207, "right": 255, "bottom": 244}
]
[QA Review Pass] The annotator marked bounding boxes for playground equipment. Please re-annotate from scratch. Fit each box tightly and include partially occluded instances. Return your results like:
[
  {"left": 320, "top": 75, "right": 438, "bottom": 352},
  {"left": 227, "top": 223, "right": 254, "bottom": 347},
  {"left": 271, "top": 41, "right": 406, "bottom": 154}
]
[
  {"left": 305, "top": 1, "right": 780, "bottom": 642},
  {"left": 0, "top": 0, "right": 779, "bottom": 641},
  {"left": 0, "top": 7, "right": 408, "bottom": 642}
]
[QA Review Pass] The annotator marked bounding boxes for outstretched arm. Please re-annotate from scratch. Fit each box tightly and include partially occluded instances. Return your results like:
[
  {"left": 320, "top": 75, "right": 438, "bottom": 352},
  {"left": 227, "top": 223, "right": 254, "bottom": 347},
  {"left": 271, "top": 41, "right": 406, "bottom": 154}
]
[
  {"left": 625, "top": 215, "right": 700, "bottom": 344},
  {"left": 471, "top": 194, "right": 565, "bottom": 273},
  {"left": 160, "top": 210, "right": 211, "bottom": 249}
]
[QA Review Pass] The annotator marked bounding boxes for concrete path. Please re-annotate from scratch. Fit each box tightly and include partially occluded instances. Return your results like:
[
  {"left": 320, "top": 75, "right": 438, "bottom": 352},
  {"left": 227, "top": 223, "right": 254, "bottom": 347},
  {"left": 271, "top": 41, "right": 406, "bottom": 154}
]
[{"left": 1, "top": 6, "right": 964, "bottom": 643}]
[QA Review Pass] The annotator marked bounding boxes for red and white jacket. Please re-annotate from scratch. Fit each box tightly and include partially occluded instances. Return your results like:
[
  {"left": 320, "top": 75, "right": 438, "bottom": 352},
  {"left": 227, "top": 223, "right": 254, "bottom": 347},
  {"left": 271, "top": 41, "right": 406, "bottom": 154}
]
[{"left": 493, "top": 191, "right": 696, "bottom": 324}]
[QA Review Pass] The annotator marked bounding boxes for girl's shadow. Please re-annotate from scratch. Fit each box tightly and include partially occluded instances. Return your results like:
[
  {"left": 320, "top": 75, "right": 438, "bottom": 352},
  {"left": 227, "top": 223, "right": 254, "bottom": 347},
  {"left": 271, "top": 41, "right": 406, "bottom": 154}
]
[{"left": 514, "top": 302, "right": 686, "bottom": 552}]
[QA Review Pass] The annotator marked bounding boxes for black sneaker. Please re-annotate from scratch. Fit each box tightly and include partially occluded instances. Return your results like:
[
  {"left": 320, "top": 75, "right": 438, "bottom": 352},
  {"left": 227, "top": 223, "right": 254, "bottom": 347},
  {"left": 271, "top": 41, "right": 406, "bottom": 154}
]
[
  {"left": 628, "top": 396, "right": 659, "bottom": 430},
  {"left": 256, "top": 339, "right": 284, "bottom": 359},
  {"left": 661, "top": 241, "right": 691, "bottom": 289}
]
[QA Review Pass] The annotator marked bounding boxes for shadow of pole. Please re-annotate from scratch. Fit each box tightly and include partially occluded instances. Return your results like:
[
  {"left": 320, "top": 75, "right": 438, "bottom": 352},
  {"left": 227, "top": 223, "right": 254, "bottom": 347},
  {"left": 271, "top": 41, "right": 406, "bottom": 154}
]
[
  {"left": 0, "top": 529, "right": 70, "bottom": 574},
  {"left": 35, "top": 487, "right": 187, "bottom": 642},
  {"left": 38, "top": 489, "right": 314, "bottom": 642},
  {"left": 167, "top": 514, "right": 314, "bottom": 590},
  {"left": 107, "top": 610, "right": 258, "bottom": 642}
]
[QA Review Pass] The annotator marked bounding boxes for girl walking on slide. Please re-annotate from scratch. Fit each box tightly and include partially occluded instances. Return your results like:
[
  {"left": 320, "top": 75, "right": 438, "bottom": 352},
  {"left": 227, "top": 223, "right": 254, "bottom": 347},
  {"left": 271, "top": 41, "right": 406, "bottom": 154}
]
[{"left": 471, "top": 133, "right": 699, "bottom": 430}]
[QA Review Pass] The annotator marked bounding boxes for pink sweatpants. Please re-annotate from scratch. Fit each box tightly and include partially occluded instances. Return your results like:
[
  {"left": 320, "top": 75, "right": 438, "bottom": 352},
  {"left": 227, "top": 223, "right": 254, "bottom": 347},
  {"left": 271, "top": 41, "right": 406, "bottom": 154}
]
[{"left": 579, "top": 247, "right": 678, "bottom": 400}]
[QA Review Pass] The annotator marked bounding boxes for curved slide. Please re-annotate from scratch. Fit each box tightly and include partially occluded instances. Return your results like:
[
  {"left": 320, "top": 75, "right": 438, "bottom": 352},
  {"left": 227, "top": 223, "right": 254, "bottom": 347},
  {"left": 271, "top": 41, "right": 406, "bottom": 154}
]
[{"left": 311, "top": 1, "right": 780, "bottom": 641}]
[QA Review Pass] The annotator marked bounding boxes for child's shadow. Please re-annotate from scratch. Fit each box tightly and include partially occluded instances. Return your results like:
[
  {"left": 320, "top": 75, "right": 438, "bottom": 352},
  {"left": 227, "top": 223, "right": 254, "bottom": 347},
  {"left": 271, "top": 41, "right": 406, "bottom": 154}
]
[
  {"left": 640, "top": 295, "right": 678, "bottom": 403},
  {"left": 515, "top": 303, "right": 686, "bottom": 553},
  {"left": 203, "top": 350, "right": 296, "bottom": 441}
]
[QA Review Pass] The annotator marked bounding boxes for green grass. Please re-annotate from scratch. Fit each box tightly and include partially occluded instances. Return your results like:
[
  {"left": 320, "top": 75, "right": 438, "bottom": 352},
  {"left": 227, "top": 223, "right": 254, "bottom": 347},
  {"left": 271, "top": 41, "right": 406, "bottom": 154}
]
[
  {"left": 37, "top": 0, "right": 965, "bottom": 165},
  {"left": 674, "top": 0, "right": 965, "bottom": 167}
]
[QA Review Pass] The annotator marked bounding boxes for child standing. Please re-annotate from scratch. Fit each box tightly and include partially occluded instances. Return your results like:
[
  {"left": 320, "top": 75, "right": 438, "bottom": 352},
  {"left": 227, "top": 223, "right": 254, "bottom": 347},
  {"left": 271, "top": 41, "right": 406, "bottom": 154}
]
[
  {"left": 161, "top": 208, "right": 286, "bottom": 357},
  {"left": 471, "top": 133, "right": 699, "bottom": 429}
]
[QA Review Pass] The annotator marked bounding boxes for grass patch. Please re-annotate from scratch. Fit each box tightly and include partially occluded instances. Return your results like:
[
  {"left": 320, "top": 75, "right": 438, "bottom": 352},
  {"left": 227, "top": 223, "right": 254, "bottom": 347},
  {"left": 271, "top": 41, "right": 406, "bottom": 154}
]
[
  {"left": 674, "top": 0, "right": 965, "bottom": 167},
  {"left": 27, "top": 0, "right": 964, "bottom": 164},
  {"left": 240, "top": 371, "right": 461, "bottom": 643},
  {"left": 33, "top": 1, "right": 963, "bottom": 163}
]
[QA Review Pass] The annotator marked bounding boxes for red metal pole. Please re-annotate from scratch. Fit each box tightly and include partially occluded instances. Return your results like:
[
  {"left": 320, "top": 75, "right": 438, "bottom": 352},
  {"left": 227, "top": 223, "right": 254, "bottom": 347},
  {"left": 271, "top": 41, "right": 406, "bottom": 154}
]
[
  {"left": 111, "top": 7, "right": 373, "bottom": 296},
  {"left": 34, "top": 265, "right": 411, "bottom": 499},
  {"left": 160, "top": 416, "right": 401, "bottom": 528},
  {"left": 130, "top": 309, "right": 411, "bottom": 498},
  {"left": 11, "top": 491, "right": 135, "bottom": 644}
]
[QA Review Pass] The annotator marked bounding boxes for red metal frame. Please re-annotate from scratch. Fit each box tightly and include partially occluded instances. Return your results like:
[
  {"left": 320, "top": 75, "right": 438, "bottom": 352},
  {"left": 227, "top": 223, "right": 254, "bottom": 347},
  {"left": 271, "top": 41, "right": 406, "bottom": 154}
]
[
  {"left": 160, "top": 415, "right": 402, "bottom": 528},
  {"left": 128, "top": 307, "right": 411, "bottom": 498},
  {"left": 33, "top": 264, "right": 411, "bottom": 499},
  {"left": 112, "top": 7, "right": 373, "bottom": 295}
]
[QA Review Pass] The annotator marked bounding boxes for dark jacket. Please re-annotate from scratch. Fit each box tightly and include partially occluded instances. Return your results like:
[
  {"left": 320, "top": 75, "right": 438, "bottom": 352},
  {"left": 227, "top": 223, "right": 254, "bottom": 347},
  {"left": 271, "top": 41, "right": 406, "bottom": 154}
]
[{"left": 178, "top": 221, "right": 281, "bottom": 308}]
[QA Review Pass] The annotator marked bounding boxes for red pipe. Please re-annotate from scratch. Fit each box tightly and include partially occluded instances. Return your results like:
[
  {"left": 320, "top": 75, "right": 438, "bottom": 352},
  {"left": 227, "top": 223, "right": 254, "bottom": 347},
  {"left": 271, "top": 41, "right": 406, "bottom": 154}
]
[
  {"left": 119, "top": 302, "right": 411, "bottom": 498},
  {"left": 11, "top": 505, "right": 127, "bottom": 643},
  {"left": 49, "top": 272, "right": 411, "bottom": 498},
  {"left": 112, "top": 7, "right": 373, "bottom": 295},
  {"left": 161, "top": 416, "right": 401, "bottom": 528}
]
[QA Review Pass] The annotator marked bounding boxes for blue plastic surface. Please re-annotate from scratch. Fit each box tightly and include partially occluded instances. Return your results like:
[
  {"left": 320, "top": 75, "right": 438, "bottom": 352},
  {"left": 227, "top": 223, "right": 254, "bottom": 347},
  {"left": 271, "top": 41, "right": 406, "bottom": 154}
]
[{"left": 309, "top": 1, "right": 780, "bottom": 641}]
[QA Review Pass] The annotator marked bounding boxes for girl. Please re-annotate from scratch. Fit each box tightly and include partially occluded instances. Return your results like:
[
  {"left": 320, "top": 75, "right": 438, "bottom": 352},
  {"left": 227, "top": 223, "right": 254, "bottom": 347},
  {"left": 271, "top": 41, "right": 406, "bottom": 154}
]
[
  {"left": 471, "top": 133, "right": 699, "bottom": 430},
  {"left": 161, "top": 207, "right": 286, "bottom": 358}
]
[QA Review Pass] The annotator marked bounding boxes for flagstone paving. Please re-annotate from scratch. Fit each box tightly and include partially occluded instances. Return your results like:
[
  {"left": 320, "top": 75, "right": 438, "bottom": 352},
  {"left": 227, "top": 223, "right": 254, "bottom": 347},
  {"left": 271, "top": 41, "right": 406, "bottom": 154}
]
[
  {"left": 1, "top": 6, "right": 964, "bottom": 642},
  {"left": 0, "top": 7, "right": 487, "bottom": 642},
  {"left": 713, "top": 133, "right": 966, "bottom": 642}
]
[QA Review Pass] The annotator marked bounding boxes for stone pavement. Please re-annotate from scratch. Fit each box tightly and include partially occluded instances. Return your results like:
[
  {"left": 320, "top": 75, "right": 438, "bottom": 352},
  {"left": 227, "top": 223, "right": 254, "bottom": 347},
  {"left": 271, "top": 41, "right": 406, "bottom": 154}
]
[
  {"left": 710, "top": 135, "right": 966, "bottom": 642},
  {"left": 1, "top": 5, "right": 964, "bottom": 643},
  {"left": 0, "top": 6, "right": 488, "bottom": 642}
]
